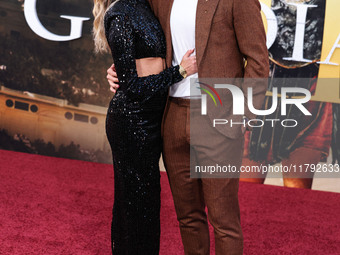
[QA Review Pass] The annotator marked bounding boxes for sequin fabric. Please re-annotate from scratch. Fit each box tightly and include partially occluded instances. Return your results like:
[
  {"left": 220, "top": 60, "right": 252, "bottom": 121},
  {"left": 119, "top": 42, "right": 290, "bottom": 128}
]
[{"left": 103, "top": 0, "right": 183, "bottom": 254}]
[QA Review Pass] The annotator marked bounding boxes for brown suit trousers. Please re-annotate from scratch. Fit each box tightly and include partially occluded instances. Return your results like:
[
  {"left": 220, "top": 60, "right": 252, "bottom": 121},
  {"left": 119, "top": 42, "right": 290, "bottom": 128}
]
[{"left": 162, "top": 97, "right": 244, "bottom": 255}]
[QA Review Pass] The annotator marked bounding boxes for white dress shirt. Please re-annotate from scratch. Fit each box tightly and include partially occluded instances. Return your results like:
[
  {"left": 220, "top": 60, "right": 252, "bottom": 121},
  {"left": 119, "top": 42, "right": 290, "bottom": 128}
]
[{"left": 169, "top": 0, "right": 200, "bottom": 98}]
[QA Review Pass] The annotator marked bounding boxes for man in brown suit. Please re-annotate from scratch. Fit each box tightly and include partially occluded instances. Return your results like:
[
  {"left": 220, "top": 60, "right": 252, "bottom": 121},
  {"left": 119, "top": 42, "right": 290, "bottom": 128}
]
[{"left": 107, "top": 0, "right": 269, "bottom": 254}]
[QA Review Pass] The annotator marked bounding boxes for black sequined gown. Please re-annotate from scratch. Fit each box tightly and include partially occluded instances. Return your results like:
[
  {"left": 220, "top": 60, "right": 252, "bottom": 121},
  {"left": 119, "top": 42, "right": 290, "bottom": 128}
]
[{"left": 104, "top": 0, "right": 183, "bottom": 254}]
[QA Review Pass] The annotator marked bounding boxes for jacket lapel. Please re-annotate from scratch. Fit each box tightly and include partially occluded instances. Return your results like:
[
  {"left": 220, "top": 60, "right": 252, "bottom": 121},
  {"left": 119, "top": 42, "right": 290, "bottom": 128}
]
[{"left": 195, "top": 0, "right": 220, "bottom": 67}]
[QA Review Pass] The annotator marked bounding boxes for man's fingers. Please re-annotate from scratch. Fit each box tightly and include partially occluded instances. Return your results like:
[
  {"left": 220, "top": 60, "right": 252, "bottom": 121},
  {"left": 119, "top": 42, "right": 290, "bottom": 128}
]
[
  {"left": 107, "top": 74, "right": 119, "bottom": 83},
  {"left": 108, "top": 63, "right": 118, "bottom": 95},
  {"left": 107, "top": 68, "right": 116, "bottom": 76},
  {"left": 108, "top": 80, "right": 119, "bottom": 89},
  {"left": 110, "top": 87, "right": 116, "bottom": 93}
]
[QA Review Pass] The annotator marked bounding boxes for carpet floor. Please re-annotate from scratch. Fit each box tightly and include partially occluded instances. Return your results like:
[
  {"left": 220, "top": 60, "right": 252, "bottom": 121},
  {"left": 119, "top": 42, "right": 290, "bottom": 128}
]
[{"left": 0, "top": 149, "right": 339, "bottom": 254}]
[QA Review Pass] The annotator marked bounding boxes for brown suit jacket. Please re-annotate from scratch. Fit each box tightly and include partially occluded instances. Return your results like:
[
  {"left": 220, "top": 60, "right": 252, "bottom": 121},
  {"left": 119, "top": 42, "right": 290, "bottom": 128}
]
[{"left": 149, "top": 0, "right": 269, "bottom": 138}]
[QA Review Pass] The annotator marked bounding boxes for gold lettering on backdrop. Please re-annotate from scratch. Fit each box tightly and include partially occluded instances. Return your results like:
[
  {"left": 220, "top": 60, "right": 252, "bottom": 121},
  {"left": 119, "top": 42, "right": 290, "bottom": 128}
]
[
  {"left": 260, "top": 0, "right": 340, "bottom": 103},
  {"left": 311, "top": 0, "right": 340, "bottom": 103}
]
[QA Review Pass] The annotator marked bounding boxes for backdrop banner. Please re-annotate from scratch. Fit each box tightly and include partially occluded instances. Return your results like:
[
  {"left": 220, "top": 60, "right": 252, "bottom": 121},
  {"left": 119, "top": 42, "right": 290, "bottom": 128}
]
[
  {"left": 0, "top": 0, "right": 113, "bottom": 163},
  {"left": 1, "top": 1, "right": 340, "bottom": 188}
]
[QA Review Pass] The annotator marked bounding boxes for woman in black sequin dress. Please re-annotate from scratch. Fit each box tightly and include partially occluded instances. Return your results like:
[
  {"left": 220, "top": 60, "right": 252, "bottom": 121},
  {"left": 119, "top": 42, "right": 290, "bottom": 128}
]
[{"left": 92, "top": 0, "right": 197, "bottom": 254}]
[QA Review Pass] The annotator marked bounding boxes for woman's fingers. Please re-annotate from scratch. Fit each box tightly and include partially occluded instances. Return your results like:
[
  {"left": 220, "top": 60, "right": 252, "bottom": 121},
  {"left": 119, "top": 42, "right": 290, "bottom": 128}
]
[
  {"left": 183, "top": 48, "right": 195, "bottom": 58},
  {"left": 188, "top": 55, "right": 197, "bottom": 62}
]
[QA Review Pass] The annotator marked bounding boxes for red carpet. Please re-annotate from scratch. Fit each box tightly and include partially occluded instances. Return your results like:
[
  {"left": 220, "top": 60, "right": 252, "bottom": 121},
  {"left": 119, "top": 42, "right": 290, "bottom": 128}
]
[{"left": 0, "top": 149, "right": 339, "bottom": 255}]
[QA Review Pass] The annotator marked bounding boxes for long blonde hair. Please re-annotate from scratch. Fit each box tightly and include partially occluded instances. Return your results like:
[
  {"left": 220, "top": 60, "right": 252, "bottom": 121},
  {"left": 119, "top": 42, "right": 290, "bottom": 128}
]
[{"left": 92, "top": 0, "right": 113, "bottom": 53}]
